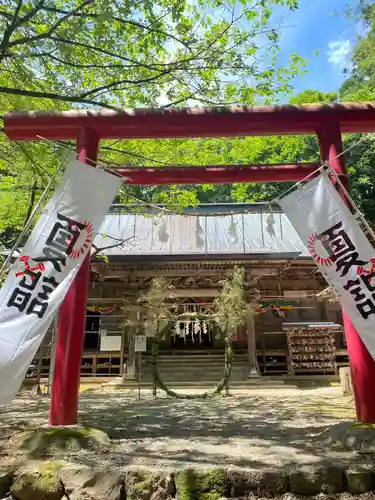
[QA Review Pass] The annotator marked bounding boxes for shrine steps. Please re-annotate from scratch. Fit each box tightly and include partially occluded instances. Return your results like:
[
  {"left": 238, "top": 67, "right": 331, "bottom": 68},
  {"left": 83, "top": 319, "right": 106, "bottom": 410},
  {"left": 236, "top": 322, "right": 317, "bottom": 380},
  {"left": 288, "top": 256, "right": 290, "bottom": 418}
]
[
  {"left": 116, "top": 378, "right": 295, "bottom": 389},
  {"left": 139, "top": 352, "right": 250, "bottom": 383}
]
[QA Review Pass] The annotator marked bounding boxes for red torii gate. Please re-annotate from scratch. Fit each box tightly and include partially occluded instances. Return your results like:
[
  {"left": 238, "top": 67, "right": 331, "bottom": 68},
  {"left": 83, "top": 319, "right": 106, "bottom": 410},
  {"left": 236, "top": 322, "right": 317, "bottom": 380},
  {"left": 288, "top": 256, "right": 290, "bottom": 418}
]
[{"left": 4, "top": 102, "right": 375, "bottom": 424}]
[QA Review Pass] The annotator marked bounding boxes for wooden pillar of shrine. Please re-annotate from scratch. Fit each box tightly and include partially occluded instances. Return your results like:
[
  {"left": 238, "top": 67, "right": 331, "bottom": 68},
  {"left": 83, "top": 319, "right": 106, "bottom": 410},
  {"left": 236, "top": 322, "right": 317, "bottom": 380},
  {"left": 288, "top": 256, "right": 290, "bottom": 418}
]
[{"left": 246, "top": 308, "right": 260, "bottom": 377}]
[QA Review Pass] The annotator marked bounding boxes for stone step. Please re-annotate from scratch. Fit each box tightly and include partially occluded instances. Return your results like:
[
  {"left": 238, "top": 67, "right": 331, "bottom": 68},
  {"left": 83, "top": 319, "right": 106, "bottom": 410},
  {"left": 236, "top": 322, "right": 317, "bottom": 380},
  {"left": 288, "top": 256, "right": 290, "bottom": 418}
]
[
  {"left": 140, "top": 376, "right": 248, "bottom": 381},
  {"left": 140, "top": 369, "right": 248, "bottom": 376},
  {"left": 154, "top": 355, "right": 248, "bottom": 361},
  {"left": 141, "top": 363, "right": 248, "bottom": 368},
  {"left": 142, "top": 359, "right": 248, "bottom": 365},
  {"left": 154, "top": 350, "right": 248, "bottom": 355},
  {"left": 141, "top": 371, "right": 248, "bottom": 376},
  {"left": 141, "top": 363, "right": 249, "bottom": 370},
  {"left": 153, "top": 360, "right": 248, "bottom": 364},
  {"left": 142, "top": 356, "right": 249, "bottom": 362},
  {"left": 147, "top": 364, "right": 248, "bottom": 368},
  {"left": 152, "top": 351, "right": 248, "bottom": 355},
  {"left": 140, "top": 374, "right": 249, "bottom": 381},
  {"left": 137, "top": 352, "right": 252, "bottom": 384},
  {"left": 140, "top": 367, "right": 248, "bottom": 372},
  {"left": 118, "top": 379, "right": 291, "bottom": 389},
  {"left": 141, "top": 368, "right": 248, "bottom": 375}
]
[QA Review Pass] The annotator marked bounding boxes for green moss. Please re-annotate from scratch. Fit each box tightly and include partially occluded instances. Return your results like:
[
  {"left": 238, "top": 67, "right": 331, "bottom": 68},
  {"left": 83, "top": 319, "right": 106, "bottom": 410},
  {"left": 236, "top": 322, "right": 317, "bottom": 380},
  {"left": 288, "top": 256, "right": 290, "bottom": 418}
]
[
  {"left": 10, "top": 461, "right": 64, "bottom": 500},
  {"left": 196, "top": 469, "right": 227, "bottom": 493},
  {"left": 175, "top": 469, "right": 197, "bottom": 500},
  {"left": 175, "top": 469, "right": 228, "bottom": 500},
  {"left": 199, "top": 493, "right": 222, "bottom": 500},
  {"left": 125, "top": 469, "right": 176, "bottom": 500},
  {"left": 125, "top": 469, "right": 155, "bottom": 500},
  {"left": 11, "top": 426, "right": 109, "bottom": 458}
]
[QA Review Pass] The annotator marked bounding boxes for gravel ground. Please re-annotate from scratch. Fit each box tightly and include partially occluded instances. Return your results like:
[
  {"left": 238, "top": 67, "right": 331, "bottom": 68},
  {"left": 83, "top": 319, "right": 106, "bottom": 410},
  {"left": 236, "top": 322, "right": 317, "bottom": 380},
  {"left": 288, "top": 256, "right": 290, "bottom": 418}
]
[{"left": 0, "top": 385, "right": 369, "bottom": 471}]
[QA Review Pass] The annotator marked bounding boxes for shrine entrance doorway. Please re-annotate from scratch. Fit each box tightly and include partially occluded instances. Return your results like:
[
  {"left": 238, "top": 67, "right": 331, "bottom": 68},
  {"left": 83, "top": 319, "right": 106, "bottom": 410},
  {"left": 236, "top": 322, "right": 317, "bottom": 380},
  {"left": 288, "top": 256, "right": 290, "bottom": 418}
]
[{"left": 84, "top": 309, "right": 100, "bottom": 351}]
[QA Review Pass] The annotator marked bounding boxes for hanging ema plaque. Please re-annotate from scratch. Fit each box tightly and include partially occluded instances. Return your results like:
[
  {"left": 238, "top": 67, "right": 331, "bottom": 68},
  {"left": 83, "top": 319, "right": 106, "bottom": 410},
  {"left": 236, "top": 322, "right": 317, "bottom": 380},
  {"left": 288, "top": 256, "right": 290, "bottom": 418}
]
[
  {"left": 279, "top": 172, "right": 375, "bottom": 360},
  {"left": 286, "top": 327, "right": 336, "bottom": 374}
]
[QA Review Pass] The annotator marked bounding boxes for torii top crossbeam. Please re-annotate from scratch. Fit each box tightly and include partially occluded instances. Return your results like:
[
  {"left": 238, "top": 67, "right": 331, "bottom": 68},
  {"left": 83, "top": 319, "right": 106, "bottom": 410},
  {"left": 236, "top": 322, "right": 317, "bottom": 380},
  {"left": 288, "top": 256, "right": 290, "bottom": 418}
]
[{"left": 4, "top": 102, "right": 375, "bottom": 140}]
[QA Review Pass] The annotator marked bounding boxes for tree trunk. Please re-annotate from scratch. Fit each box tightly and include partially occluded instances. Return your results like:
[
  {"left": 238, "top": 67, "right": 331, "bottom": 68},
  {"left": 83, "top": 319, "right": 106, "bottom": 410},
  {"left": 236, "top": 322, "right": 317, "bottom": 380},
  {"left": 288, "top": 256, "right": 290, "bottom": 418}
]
[
  {"left": 35, "top": 334, "right": 48, "bottom": 395},
  {"left": 35, "top": 353, "right": 43, "bottom": 394},
  {"left": 127, "top": 333, "right": 136, "bottom": 378},
  {"left": 124, "top": 310, "right": 137, "bottom": 379},
  {"left": 339, "top": 366, "right": 353, "bottom": 396},
  {"left": 152, "top": 339, "right": 158, "bottom": 398},
  {"left": 224, "top": 337, "right": 233, "bottom": 396},
  {"left": 46, "top": 314, "right": 58, "bottom": 395},
  {"left": 246, "top": 311, "right": 260, "bottom": 377}
]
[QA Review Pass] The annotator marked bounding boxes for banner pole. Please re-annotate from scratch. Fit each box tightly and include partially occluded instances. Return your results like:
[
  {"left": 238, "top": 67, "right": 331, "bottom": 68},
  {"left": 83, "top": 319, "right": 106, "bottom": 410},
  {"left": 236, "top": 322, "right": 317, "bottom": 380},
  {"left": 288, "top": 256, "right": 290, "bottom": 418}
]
[
  {"left": 49, "top": 128, "right": 99, "bottom": 426},
  {"left": 318, "top": 123, "right": 375, "bottom": 423}
]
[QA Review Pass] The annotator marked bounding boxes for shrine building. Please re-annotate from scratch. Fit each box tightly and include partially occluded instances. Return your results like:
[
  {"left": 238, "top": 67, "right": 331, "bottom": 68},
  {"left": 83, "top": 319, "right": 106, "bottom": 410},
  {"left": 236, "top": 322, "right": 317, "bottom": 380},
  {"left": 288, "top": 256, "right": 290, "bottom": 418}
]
[{"left": 36, "top": 202, "right": 347, "bottom": 384}]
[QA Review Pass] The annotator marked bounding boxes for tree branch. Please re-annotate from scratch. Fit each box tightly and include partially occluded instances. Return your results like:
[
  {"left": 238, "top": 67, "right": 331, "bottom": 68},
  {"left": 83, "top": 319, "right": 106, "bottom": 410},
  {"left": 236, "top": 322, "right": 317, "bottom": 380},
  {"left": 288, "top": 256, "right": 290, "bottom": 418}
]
[
  {"left": 0, "top": 64, "right": 174, "bottom": 106},
  {"left": 15, "top": 0, "right": 45, "bottom": 28},
  {"left": 41, "top": 5, "right": 191, "bottom": 51},
  {"left": 23, "top": 179, "right": 37, "bottom": 225},
  {"left": 0, "top": 85, "right": 121, "bottom": 109},
  {"left": 8, "top": 0, "right": 95, "bottom": 48},
  {"left": 47, "top": 15, "right": 252, "bottom": 74},
  {"left": 0, "top": 0, "right": 23, "bottom": 57},
  {"left": 27, "top": 51, "right": 254, "bottom": 72},
  {"left": 10, "top": 0, "right": 23, "bottom": 25},
  {"left": 91, "top": 235, "right": 134, "bottom": 257},
  {"left": 0, "top": 10, "right": 12, "bottom": 20},
  {"left": 27, "top": 51, "right": 137, "bottom": 69},
  {"left": 100, "top": 145, "right": 166, "bottom": 165},
  {"left": 80, "top": 69, "right": 172, "bottom": 98},
  {"left": 161, "top": 91, "right": 201, "bottom": 108},
  {"left": 49, "top": 36, "right": 153, "bottom": 69}
]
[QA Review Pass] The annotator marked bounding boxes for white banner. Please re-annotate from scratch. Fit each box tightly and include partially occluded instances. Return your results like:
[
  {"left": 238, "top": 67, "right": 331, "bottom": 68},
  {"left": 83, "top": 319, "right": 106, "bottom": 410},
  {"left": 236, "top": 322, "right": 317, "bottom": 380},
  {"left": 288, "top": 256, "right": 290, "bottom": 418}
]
[
  {"left": 0, "top": 160, "right": 121, "bottom": 405},
  {"left": 279, "top": 173, "right": 375, "bottom": 359}
]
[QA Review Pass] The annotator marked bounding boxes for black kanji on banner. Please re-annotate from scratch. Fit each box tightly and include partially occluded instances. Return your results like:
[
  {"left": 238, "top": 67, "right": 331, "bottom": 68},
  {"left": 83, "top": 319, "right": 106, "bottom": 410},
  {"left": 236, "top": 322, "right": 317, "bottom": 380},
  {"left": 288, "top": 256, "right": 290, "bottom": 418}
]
[
  {"left": 343, "top": 279, "right": 375, "bottom": 319},
  {"left": 7, "top": 275, "right": 60, "bottom": 319},
  {"left": 318, "top": 221, "right": 367, "bottom": 278},
  {"left": 33, "top": 212, "right": 86, "bottom": 272}
]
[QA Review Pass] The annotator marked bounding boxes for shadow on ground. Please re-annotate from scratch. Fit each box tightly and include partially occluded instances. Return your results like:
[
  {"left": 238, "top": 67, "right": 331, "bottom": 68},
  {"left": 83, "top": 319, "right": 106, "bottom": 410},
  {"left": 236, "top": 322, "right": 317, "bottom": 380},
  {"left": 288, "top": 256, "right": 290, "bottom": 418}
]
[{"left": 0, "top": 387, "right": 371, "bottom": 470}]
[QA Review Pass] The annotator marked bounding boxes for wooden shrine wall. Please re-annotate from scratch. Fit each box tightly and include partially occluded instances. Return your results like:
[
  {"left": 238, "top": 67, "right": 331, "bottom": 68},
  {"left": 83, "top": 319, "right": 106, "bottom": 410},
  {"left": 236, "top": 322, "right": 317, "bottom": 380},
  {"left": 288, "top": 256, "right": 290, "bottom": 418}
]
[{"left": 30, "top": 259, "right": 348, "bottom": 379}]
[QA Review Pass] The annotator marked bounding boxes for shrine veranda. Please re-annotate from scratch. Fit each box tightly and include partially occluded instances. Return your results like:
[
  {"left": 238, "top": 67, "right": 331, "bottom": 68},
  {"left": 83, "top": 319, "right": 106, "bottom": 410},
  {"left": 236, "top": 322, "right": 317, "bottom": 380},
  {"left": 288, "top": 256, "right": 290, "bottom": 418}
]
[{"left": 32, "top": 203, "right": 347, "bottom": 383}]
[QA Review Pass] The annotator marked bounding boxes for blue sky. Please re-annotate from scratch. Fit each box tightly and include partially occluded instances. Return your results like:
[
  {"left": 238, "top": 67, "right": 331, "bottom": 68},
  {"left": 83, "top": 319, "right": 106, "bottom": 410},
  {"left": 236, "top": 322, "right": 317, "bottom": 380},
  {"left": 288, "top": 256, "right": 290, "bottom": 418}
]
[{"left": 275, "top": 0, "right": 365, "bottom": 94}]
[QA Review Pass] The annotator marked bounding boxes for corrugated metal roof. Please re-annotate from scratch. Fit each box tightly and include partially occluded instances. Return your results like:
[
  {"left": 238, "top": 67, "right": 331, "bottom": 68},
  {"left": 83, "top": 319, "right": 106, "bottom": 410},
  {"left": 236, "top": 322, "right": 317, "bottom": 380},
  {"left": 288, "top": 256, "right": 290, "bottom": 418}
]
[{"left": 94, "top": 208, "right": 309, "bottom": 257}]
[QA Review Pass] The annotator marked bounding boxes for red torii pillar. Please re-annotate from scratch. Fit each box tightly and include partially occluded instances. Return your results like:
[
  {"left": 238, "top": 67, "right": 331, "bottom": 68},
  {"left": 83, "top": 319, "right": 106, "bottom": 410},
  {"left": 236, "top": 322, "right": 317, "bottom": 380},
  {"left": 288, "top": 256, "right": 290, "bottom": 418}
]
[
  {"left": 318, "top": 123, "right": 375, "bottom": 423},
  {"left": 49, "top": 128, "right": 99, "bottom": 425}
]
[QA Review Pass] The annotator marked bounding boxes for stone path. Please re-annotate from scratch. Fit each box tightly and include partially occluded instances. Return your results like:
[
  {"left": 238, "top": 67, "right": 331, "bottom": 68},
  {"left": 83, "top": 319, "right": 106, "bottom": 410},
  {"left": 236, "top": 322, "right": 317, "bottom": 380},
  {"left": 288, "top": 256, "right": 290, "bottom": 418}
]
[{"left": 1, "top": 385, "right": 370, "bottom": 471}]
